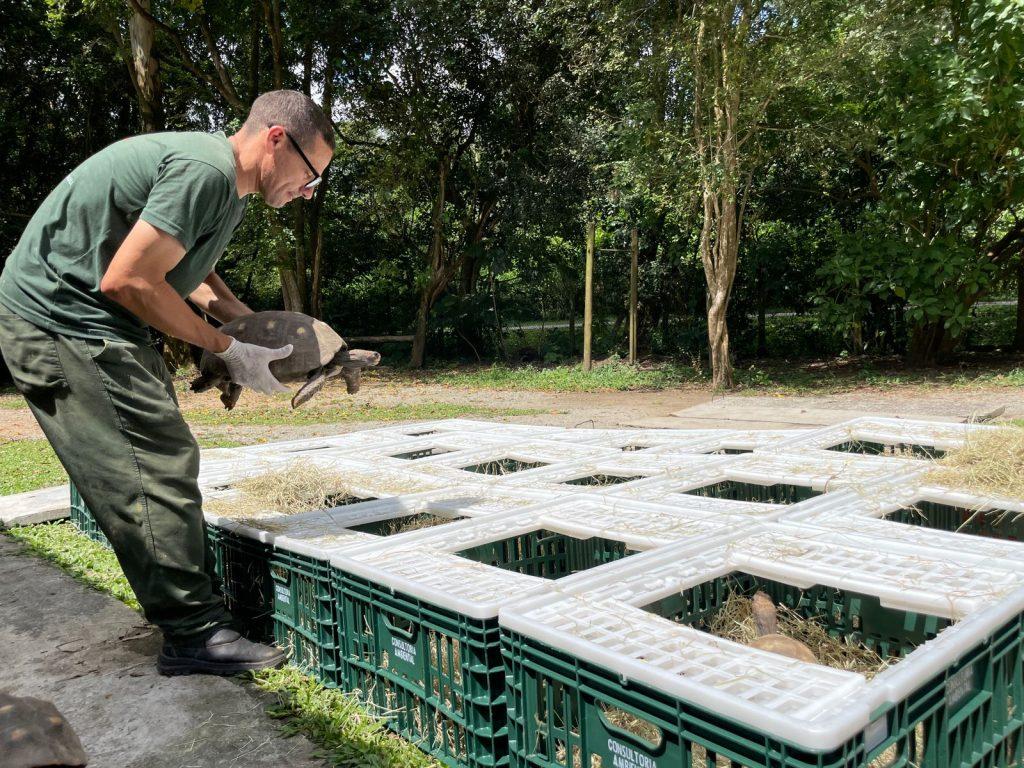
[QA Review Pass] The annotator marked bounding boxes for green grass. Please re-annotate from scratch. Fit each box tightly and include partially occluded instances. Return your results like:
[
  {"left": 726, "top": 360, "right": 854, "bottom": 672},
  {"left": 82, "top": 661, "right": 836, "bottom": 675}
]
[
  {"left": 254, "top": 667, "right": 441, "bottom": 767},
  {"left": 183, "top": 401, "right": 541, "bottom": 427},
  {"left": 416, "top": 358, "right": 1024, "bottom": 394},
  {"left": 195, "top": 436, "right": 250, "bottom": 449},
  {"left": 723, "top": 360, "right": 1024, "bottom": 396},
  {"left": 0, "top": 436, "right": 253, "bottom": 495},
  {"left": 0, "top": 385, "right": 26, "bottom": 408},
  {"left": 7, "top": 522, "right": 141, "bottom": 610},
  {"left": 0, "top": 438, "right": 66, "bottom": 494},
  {"left": 428, "top": 361, "right": 699, "bottom": 392},
  {"left": 3, "top": 520, "right": 442, "bottom": 766}
]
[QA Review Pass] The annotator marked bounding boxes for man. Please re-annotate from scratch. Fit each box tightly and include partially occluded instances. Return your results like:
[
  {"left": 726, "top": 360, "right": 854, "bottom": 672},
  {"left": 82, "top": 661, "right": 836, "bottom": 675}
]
[{"left": 0, "top": 89, "right": 334, "bottom": 675}]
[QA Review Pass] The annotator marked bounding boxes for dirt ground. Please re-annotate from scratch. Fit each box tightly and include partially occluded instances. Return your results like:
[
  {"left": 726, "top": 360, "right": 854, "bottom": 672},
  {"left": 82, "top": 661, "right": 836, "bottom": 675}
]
[{"left": 3, "top": 372, "right": 1024, "bottom": 444}]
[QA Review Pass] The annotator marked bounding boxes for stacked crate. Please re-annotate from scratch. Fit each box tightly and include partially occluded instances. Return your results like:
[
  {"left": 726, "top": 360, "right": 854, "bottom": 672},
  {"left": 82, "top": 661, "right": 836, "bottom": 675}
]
[
  {"left": 500, "top": 524, "right": 1024, "bottom": 768},
  {"left": 55, "top": 416, "right": 1024, "bottom": 768}
]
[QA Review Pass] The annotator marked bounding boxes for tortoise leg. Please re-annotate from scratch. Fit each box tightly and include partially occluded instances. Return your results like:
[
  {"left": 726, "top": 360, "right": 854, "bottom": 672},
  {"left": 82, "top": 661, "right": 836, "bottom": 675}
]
[
  {"left": 190, "top": 372, "right": 219, "bottom": 393},
  {"left": 341, "top": 368, "right": 361, "bottom": 394},
  {"left": 292, "top": 366, "right": 328, "bottom": 409},
  {"left": 328, "top": 348, "right": 381, "bottom": 395},
  {"left": 219, "top": 382, "right": 243, "bottom": 410}
]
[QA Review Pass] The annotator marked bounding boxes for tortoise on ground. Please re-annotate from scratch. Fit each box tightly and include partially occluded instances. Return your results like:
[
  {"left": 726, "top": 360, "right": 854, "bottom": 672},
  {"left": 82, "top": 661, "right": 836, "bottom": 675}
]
[{"left": 190, "top": 311, "right": 381, "bottom": 410}]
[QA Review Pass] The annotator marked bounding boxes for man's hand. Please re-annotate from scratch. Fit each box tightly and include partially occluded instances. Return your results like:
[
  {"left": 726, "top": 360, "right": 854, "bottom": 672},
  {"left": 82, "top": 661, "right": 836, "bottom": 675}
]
[{"left": 214, "top": 339, "right": 293, "bottom": 395}]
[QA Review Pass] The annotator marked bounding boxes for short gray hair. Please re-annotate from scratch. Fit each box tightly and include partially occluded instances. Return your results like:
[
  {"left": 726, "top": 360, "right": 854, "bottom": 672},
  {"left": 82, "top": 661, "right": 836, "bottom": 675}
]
[{"left": 242, "top": 90, "right": 335, "bottom": 151}]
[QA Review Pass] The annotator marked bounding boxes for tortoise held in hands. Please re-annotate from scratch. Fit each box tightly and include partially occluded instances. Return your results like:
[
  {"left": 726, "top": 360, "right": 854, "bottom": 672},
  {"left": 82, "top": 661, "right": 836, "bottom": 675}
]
[{"left": 190, "top": 311, "right": 381, "bottom": 410}]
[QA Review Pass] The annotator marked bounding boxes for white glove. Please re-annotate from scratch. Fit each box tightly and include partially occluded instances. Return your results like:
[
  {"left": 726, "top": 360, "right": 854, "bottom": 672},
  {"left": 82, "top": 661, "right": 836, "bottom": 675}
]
[{"left": 214, "top": 338, "right": 293, "bottom": 395}]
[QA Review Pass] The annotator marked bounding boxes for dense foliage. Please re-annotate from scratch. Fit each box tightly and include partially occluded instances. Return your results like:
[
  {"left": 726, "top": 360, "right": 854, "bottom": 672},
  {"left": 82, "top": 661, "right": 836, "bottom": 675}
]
[{"left": 1, "top": 0, "right": 1021, "bottom": 378}]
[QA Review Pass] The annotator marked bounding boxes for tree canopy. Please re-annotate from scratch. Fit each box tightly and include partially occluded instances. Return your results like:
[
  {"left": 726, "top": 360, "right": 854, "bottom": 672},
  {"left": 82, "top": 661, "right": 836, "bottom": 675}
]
[{"left": 1, "top": 0, "right": 1021, "bottom": 378}]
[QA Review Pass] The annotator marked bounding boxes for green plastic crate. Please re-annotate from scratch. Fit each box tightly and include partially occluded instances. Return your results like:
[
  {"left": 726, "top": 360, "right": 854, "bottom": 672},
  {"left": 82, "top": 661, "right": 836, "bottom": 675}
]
[
  {"left": 886, "top": 500, "right": 1024, "bottom": 542},
  {"left": 683, "top": 480, "right": 822, "bottom": 504},
  {"left": 828, "top": 440, "right": 946, "bottom": 460},
  {"left": 502, "top": 573, "right": 1024, "bottom": 768},
  {"left": 331, "top": 529, "right": 638, "bottom": 768},
  {"left": 335, "top": 571, "right": 509, "bottom": 768},
  {"left": 271, "top": 549, "right": 341, "bottom": 682},
  {"left": 460, "top": 458, "right": 549, "bottom": 476},
  {"left": 207, "top": 525, "right": 274, "bottom": 641},
  {"left": 69, "top": 482, "right": 111, "bottom": 548},
  {"left": 653, "top": 572, "right": 948, "bottom": 657},
  {"left": 455, "top": 529, "right": 636, "bottom": 580}
]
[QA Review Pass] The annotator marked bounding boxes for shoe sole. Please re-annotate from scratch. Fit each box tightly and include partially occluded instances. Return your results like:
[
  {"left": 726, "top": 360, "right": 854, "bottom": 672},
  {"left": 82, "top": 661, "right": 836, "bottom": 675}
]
[{"left": 157, "top": 650, "right": 288, "bottom": 677}]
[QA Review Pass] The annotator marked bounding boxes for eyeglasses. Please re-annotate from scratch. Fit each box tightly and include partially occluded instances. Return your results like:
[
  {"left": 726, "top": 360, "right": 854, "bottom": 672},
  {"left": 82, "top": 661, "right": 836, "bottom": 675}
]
[{"left": 282, "top": 129, "right": 325, "bottom": 190}]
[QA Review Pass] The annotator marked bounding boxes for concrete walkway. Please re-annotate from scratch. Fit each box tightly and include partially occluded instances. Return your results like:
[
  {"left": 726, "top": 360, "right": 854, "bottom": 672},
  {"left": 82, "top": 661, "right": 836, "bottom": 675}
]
[
  {"left": 625, "top": 392, "right": 1018, "bottom": 430},
  {"left": 0, "top": 536, "right": 325, "bottom": 768}
]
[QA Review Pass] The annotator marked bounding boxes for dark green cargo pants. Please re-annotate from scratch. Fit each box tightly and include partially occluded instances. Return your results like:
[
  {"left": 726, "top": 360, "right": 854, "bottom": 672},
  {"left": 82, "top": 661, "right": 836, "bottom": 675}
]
[{"left": 0, "top": 307, "right": 231, "bottom": 640}]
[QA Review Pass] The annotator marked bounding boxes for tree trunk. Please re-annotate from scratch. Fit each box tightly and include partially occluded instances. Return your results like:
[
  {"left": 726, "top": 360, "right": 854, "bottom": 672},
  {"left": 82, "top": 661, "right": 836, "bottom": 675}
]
[
  {"left": 293, "top": 203, "right": 308, "bottom": 309},
  {"left": 490, "top": 264, "right": 508, "bottom": 362},
  {"left": 128, "top": 0, "right": 163, "bottom": 132},
  {"left": 410, "top": 290, "right": 432, "bottom": 368},
  {"left": 706, "top": 288, "right": 733, "bottom": 387},
  {"left": 289, "top": 41, "right": 316, "bottom": 310},
  {"left": 849, "top": 321, "right": 863, "bottom": 354},
  {"left": 691, "top": 1, "right": 758, "bottom": 389},
  {"left": 278, "top": 259, "right": 304, "bottom": 312},
  {"left": 459, "top": 255, "right": 479, "bottom": 295},
  {"left": 568, "top": 294, "right": 576, "bottom": 358},
  {"left": 409, "top": 159, "right": 449, "bottom": 368},
  {"left": 247, "top": 5, "right": 261, "bottom": 104},
  {"left": 262, "top": 0, "right": 285, "bottom": 88},
  {"left": 699, "top": 183, "right": 739, "bottom": 389},
  {"left": 1015, "top": 260, "right": 1024, "bottom": 352},
  {"left": 756, "top": 261, "right": 767, "bottom": 357},
  {"left": 907, "top": 321, "right": 947, "bottom": 366},
  {"left": 273, "top": 212, "right": 304, "bottom": 312},
  {"left": 309, "top": 50, "right": 335, "bottom": 319}
]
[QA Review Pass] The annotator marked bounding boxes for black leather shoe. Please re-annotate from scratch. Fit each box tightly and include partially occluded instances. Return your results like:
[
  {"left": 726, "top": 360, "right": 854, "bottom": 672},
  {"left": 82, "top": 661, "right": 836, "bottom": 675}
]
[{"left": 157, "top": 627, "right": 287, "bottom": 676}]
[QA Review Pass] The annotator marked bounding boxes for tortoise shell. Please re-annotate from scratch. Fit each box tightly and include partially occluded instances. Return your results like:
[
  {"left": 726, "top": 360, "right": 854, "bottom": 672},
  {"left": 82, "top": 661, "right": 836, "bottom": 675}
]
[{"left": 198, "top": 310, "right": 346, "bottom": 384}]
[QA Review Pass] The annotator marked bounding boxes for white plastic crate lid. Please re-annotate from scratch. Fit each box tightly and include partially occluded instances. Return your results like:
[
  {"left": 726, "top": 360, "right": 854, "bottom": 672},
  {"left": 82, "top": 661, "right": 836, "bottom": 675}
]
[
  {"left": 638, "top": 429, "right": 809, "bottom": 454},
  {"left": 783, "top": 477, "right": 1024, "bottom": 523},
  {"left": 770, "top": 416, "right": 998, "bottom": 454},
  {"left": 498, "top": 452, "right": 732, "bottom": 489},
  {"left": 207, "top": 490, "right": 443, "bottom": 545},
  {"left": 602, "top": 476, "right": 790, "bottom": 518},
  {"left": 707, "top": 450, "right": 921, "bottom": 489},
  {"left": 501, "top": 581, "right": 1024, "bottom": 751},
  {"left": 731, "top": 525, "right": 1024, "bottom": 617},
  {"left": 500, "top": 526, "right": 1024, "bottom": 750},
  {"left": 228, "top": 431, "right": 402, "bottom": 456},
  {"left": 404, "top": 438, "right": 621, "bottom": 472},
  {"left": 201, "top": 457, "right": 457, "bottom": 526},
  {"left": 778, "top": 513, "right": 1024, "bottom": 570},
  {"left": 266, "top": 487, "right": 551, "bottom": 558},
  {"left": 541, "top": 428, "right": 735, "bottom": 450},
  {"left": 338, "top": 418, "right": 528, "bottom": 439},
  {"left": 332, "top": 499, "right": 758, "bottom": 618},
  {"left": 540, "top": 522, "right": 1024, "bottom": 616}
]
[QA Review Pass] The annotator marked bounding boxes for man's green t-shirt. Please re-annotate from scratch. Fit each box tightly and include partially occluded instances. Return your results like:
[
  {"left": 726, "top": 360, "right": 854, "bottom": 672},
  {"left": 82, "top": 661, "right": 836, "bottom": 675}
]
[{"left": 0, "top": 131, "right": 247, "bottom": 343}]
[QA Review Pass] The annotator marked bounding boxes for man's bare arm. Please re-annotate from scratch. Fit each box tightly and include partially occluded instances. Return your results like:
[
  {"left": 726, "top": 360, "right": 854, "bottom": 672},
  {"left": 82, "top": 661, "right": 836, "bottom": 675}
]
[
  {"left": 189, "top": 271, "right": 253, "bottom": 324},
  {"left": 100, "top": 220, "right": 233, "bottom": 353}
]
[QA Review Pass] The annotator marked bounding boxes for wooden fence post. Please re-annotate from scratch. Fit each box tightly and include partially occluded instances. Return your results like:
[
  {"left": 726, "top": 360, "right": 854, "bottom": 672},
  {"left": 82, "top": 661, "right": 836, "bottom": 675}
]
[
  {"left": 583, "top": 221, "right": 595, "bottom": 371},
  {"left": 629, "top": 227, "right": 638, "bottom": 365}
]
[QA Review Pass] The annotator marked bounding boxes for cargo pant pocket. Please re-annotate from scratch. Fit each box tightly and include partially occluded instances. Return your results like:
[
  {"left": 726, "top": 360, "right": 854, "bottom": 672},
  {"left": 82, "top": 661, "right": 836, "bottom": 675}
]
[{"left": 0, "top": 311, "right": 69, "bottom": 397}]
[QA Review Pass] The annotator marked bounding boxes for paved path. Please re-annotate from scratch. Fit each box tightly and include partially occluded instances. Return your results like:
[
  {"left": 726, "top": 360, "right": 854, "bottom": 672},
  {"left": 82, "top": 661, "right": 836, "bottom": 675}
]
[{"left": 0, "top": 536, "right": 325, "bottom": 768}]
